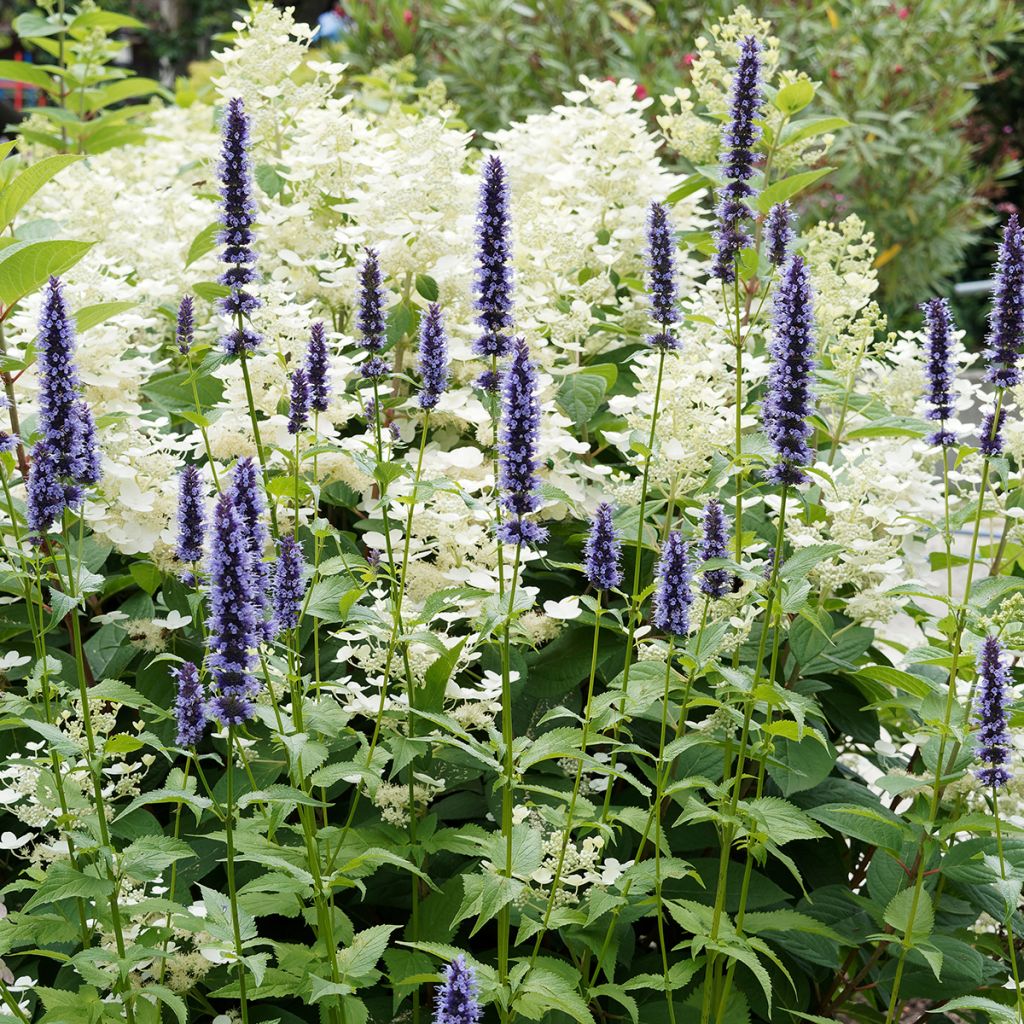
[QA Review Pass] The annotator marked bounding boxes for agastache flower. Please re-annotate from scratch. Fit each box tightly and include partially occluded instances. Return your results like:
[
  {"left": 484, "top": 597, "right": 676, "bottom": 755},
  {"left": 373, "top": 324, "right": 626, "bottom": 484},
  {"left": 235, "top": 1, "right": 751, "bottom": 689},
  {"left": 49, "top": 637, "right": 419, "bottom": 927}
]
[
  {"left": 765, "top": 202, "right": 793, "bottom": 267},
  {"left": 26, "top": 441, "right": 77, "bottom": 538},
  {"left": 473, "top": 155, "right": 514, "bottom": 359},
  {"left": 287, "top": 367, "right": 310, "bottom": 435},
  {"left": 653, "top": 532, "right": 693, "bottom": 636},
  {"left": 644, "top": 202, "right": 681, "bottom": 350},
  {"left": 983, "top": 214, "right": 1024, "bottom": 388},
  {"left": 0, "top": 395, "right": 17, "bottom": 454},
  {"left": 973, "top": 635, "right": 1013, "bottom": 789},
  {"left": 176, "top": 295, "right": 195, "bottom": 355},
  {"left": 417, "top": 303, "right": 450, "bottom": 410},
  {"left": 762, "top": 255, "right": 817, "bottom": 485},
  {"left": 979, "top": 408, "right": 1006, "bottom": 457},
  {"left": 305, "top": 321, "right": 331, "bottom": 413},
  {"left": 711, "top": 35, "right": 764, "bottom": 282},
  {"left": 217, "top": 96, "right": 261, "bottom": 355},
  {"left": 584, "top": 502, "right": 623, "bottom": 591},
  {"left": 698, "top": 498, "right": 732, "bottom": 598},
  {"left": 272, "top": 536, "right": 306, "bottom": 635},
  {"left": 175, "top": 466, "right": 206, "bottom": 564},
  {"left": 357, "top": 248, "right": 389, "bottom": 380},
  {"left": 37, "top": 276, "right": 100, "bottom": 485},
  {"left": 433, "top": 955, "right": 482, "bottom": 1024},
  {"left": 496, "top": 338, "right": 547, "bottom": 547},
  {"left": 920, "top": 297, "right": 958, "bottom": 447},
  {"left": 207, "top": 493, "right": 261, "bottom": 725},
  {"left": 173, "top": 662, "right": 208, "bottom": 747},
  {"left": 230, "top": 458, "right": 271, "bottom": 636}
]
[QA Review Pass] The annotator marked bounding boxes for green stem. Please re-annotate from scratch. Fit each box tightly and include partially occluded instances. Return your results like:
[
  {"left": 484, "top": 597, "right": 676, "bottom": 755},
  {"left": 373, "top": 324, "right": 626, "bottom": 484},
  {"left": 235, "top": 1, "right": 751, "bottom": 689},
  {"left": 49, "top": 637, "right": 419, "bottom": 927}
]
[
  {"left": 238, "top": 347, "right": 278, "bottom": 535},
  {"left": 224, "top": 727, "right": 250, "bottom": 1024},
  {"left": 653, "top": 638, "right": 678, "bottom": 1024},
  {"left": 993, "top": 788, "right": 1024, "bottom": 1017},
  {"left": 185, "top": 349, "right": 220, "bottom": 490}
]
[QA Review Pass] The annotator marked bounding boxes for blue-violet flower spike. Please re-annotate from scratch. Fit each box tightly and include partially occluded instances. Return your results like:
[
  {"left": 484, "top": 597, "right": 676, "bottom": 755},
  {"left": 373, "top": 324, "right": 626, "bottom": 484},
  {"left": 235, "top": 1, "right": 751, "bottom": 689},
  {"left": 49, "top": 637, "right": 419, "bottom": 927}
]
[
  {"left": 765, "top": 202, "right": 793, "bottom": 268},
  {"left": 230, "top": 457, "right": 272, "bottom": 636},
  {"left": 762, "top": 255, "right": 817, "bottom": 486},
  {"left": 984, "top": 214, "right": 1024, "bottom": 388},
  {"left": 177, "top": 295, "right": 195, "bottom": 355},
  {"left": 698, "top": 498, "right": 732, "bottom": 598},
  {"left": 920, "top": 297, "right": 958, "bottom": 448},
  {"left": 272, "top": 536, "right": 306, "bottom": 635},
  {"left": 288, "top": 366, "right": 311, "bottom": 436},
  {"left": 473, "top": 155, "right": 514, "bottom": 359},
  {"left": 306, "top": 320, "right": 331, "bottom": 413},
  {"left": 175, "top": 466, "right": 206, "bottom": 564},
  {"left": 584, "top": 502, "right": 623, "bottom": 591},
  {"left": 973, "top": 635, "right": 1012, "bottom": 789},
  {"left": 979, "top": 408, "right": 1006, "bottom": 457},
  {"left": 645, "top": 202, "right": 680, "bottom": 350},
  {"left": 357, "top": 247, "right": 389, "bottom": 380},
  {"left": 433, "top": 955, "right": 482, "bottom": 1024},
  {"left": 653, "top": 532, "right": 693, "bottom": 637},
  {"left": 173, "top": 662, "right": 208, "bottom": 747},
  {"left": 418, "top": 303, "right": 450, "bottom": 410}
]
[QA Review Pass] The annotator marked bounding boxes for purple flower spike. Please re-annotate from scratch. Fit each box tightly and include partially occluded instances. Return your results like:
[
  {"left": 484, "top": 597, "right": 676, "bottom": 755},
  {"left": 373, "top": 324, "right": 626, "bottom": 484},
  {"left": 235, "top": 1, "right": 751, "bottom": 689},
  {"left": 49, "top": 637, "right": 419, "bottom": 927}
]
[
  {"left": 645, "top": 202, "right": 681, "bottom": 350},
  {"left": 207, "top": 492, "right": 261, "bottom": 725},
  {"left": 37, "top": 276, "right": 100, "bottom": 486},
  {"left": 230, "top": 457, "right": 272, "bottom": 636},
  {"left": 288, "top": 366, "right": 311, "bottom": 436},
  {"left": 417, "top": 303, "right": 450, "bottom": 410},
  {"left": 920, "top": 298, "right": 958, "bottom": 448},
  {"left": 434, "top": 955, "right": 482, "bottom": 1024},
  {"left": 217, "top": 97, "right": 262, "bottom": 355},
  {"left": 272, "top": 535, "right": 306, "bottom": 635},
  {"left": 357, "top": 248, "right": 390, "bottom": 381},
  {"left": 584, "top": 501, "right": 623, "bottom": 591},
  {"left": 765, "top": 202, "right": 793, "bottom": 268},
  {"left": 762, "top": 255, "right": 817, "bottom": 486},
  {"left": 306, "top": 321, "right": 331, "bottom": 413},
  {"left": 973, "top": 635, "right": 1013, "bottom": 789},
  {"left": 175, "top": 466, "right": 207, "bottom": 564},
  {"left": 473, "top": 155, "right": 514, "bottom": 359},
  {"left": 698, "top": 497, "right": 732, "bottom": 599},
  {"left": 653, "top": 532, "right": 693, "bottom": 637},
  {"left": 496, "top": 338, "right": 547, "bottom": 547},
  {"left": 711, "top": 36, "right": 764, "bottom": 283},
  {"left": 27, "top": 441, "right": 77, "bottom": 538},
  {"left": 979, "top": 408, "right": 1006, "bottom": 457},
  {"left": 174, "top": 662, "right": 208, "bottom": 747},
  {"left": 984, "top": 214, "right": 1024, "bottom": 388},
  {"left": 177, "top": 295, "right": 195, "bottom": 355}
]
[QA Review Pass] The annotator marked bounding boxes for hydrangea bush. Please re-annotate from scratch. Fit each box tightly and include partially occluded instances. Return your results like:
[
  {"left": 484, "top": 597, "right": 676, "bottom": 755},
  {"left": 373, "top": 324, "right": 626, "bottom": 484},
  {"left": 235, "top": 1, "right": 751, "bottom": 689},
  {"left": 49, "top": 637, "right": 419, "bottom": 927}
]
[{"left": 0, "top": 5, "right": 1022, "bottom": 1024}]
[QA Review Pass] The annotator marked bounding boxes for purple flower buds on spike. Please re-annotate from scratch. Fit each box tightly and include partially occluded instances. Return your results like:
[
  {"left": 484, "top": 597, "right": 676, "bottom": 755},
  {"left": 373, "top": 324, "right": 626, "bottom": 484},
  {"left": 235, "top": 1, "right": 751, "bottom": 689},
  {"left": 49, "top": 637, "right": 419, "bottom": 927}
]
[
  {"left": 306, "top": 321, "right": 331, "bottom": 413},
  {"left": 175, "top": 466, "right": 206, "bottom": 564},
  {"left": 473, "top": 156, "right": 514, "bottom": 359},
  {"left": 653, "top": 532, "right": 693, "bottom": 636},
  {"left": 37, "top": 276, "right": 100, "bottom": 486},
  {"left": 645, "top": 202, "right": 681, "bottom": 350},
  {"left": 272, "top": 536, "right": 306, "bottom": 635},
  {"left": 973, "top": 635, "right": 1013, "bottom": 789},
  {"left": 711, "top": 36, "right": 764, "bottom": 283},
  {"left": 357, "top": 248, "right": 389, "bottom": 380},
  {"left": 433, "top": 955, "right": 482, "bottom": 1024},
  {"left": 584, "top": 502, "right": 623, "bottom": 591},
  {"left": 27, "top": 441, "right": 75, "bottom": 538},
  {"left": 984, "top": 214, "right": 1024, "bottom": 388},
  {"left": 177, "top": 295, "right": 195, "bottom": 355},
  {"left": 496, "top": 338, "right": 547, "bottom": 547},
  {"left": 920, "top": 297, "right": 958, "bottom": 448},
  {"left": 288, "top": 366, "right": 311, "bottom": 436},
  {"left": 173, "top": 662, "right": 208, "bottom": 747},
  {"left": 475, "top": 369, "right": 500, "bottom": 394},
  {"left": 698, "top": 498, "right": 732, "bottom": 598},
  {"left": 762, "top": 255, "right": 817, "bottom": 486},
  {"left": 230, "top": 457, "right": 272, "bottom": 637},
  {"left": 217, "top": 97, "right": 262, "bottom": 355},
  {"left": 764, "top": 202, "right": 793, "bottom": 268},
  {"left": 418, "top": 303, "right": 450, "bottom": 410},
  {"left": 979, "top": 408, "right": 1006, "bottom": 457},
  {"left": 207, "top": 492, "right": 261, "bottom": 725}
]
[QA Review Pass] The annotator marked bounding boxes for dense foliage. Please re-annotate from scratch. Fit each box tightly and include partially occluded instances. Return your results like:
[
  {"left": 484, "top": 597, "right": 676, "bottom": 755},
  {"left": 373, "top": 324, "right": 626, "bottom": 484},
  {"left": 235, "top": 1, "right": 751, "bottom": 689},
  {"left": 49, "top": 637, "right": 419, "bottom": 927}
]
[{"left": 0, "top": 4, "right": 1023, "bottom": 1024}]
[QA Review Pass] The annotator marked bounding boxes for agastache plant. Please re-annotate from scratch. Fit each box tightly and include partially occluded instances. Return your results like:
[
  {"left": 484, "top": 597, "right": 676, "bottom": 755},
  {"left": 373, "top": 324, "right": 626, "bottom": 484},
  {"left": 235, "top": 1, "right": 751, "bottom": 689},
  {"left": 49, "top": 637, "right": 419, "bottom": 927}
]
[
  {"left": 173, "top": 662, "right": 208, "bottom": 747},
  {"left": 305, "top": 320, "right": 331, "bottom": 413},
  {"left": 711, "top": 35, "right": 763, "bottom": 282},
  {"left": 206, "top": 492, "right": 261, "bottom": 725},
  {"left": 217, "top": 96, "right": 261, "bottom": 355},
  {"left": 175, "top": 466, "right": 206, "bottom": 565},
  {"left": 983, "top": 214, "right": 1024, "bottom": 388},
  {"left": 472, "top": 155, "right": 514, "bottom": 366},
  {"left": 762, "top": 255, "right": 817, "bottom": 485},
  {"left": 288, "top": 367, "right": 311, "bottom": 435},
  {"left": 764, "top": 202, "right": 793, "bottom": 267},
  {"left": 176, "top": 294, "right": 195, "bottom": 355},
  {"left": 644, "top": 202, "right": 681, "bottom": 350},
  {"left": 698, "top": 497, "right": 732, "bottom": 598},
  {"left": 357, "top": 248, "right": 389, "bottom": 381},
  {"left": 230, "top": 458, "right": 272, "bottom": 638},
  {"left": 26, "top": 441, "right": 72, "bottom": 537},
  {"left": 583, "top": 502, "right": 623, "bottom": 591},
  {"left": 433, "top": 955, "right": 482, "bottom": 1024},
  {"left": 653, "top": 532, "right": 693, "bottom": 636},
  {"left": 980, "top": 408, "right": 1006, "bottom": 457},
  {"left": 496, "top": 338, "right": 546, "bottom": 546},
  {"left": 921, "top": 297, "right": 959, "bottom": 447},
  {"left": 973, "top": 636, "right": 1013, "bottom": 788},
  {"left": 417, "top": 303, "right": 450, "bottom": 410},
  {"left": 272, "top": 536, "right": 306, "bottom": 635}
]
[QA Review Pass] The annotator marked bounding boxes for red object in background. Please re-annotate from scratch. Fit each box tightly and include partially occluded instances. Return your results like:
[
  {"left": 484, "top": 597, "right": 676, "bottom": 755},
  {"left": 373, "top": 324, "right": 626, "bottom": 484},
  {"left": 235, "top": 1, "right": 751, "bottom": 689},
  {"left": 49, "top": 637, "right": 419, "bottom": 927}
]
[
  {"left": 897, "top": 6, "right": 910, "bottom": 18},
  {"left": 403, "top": 9, "right": 413, "bottom": 25},
  {"left": 682, "top": 53, "right": 696, "bottom": 67},
  {"left": 634, "top": 83, "right": 649, "bottom": 101},
  {"left": 13, "top": 52, "right": 24, "bottom": 111}
]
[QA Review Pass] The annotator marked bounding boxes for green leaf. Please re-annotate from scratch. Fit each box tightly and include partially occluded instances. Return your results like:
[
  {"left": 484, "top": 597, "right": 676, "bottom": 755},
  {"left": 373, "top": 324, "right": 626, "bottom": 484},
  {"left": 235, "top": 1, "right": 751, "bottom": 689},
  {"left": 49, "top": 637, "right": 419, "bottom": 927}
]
[
  {"left": 120, "top": 835, "right": 195, "bottom": 882},
  {"left": 884, "top": 887, "right": 933, "bottom": 943},
  {"left": 755, "top": 168, "right": 834, "bottom": 214},
  {"left": 415, "top": 274, "right": 439, "bottom": 302},
  {"left": 0, "top": 239, "right": 93, "bottom": 307},
  {"left": 773, "top": 80, "right": 815, "bottom": 116},
  {"left": 556, "top": 368, "right": 608, "bottom": 427},
  {"left": 779, "top": 116, "right": 849, "bottom": 148},
  {"left": 514, "top": 964, "right": 595, "bottom": 1024},
  {"left": 742, "top": 909, "right": 844, "bottom": 943},
  {"left": 23, "top": 861, "right": 112, "bottom": 911},
  {"left": 75, "top": 300, "right": 135, "bottom": 333},
  {"left": 742, "top": 796, "right": 827, "bottom": 845},
  {"left": 336, "top": 924, "right": 399, "bottom": 984},
  {"left": 0, "top": 59, "right": 57, "bottom": 94},
  {"left": 185, "top": 221, "right": 221, "bottom": 268},
  {"left": 808, "top": 803, "right": 908, "bottom": 851},
  {"left": 0, "top": 155, "right": 82, "bottom": 233},
  {"left": 307, "top": 576, "right": 362, "bottom": 622},
  {"left": 768, "top": 734, "right": 836, "bottom": 796},
  {"left": 930, "top": 997, "right": 1019, "bottom": 1024},
  {"left": 85, "top": 77, "right": 168, "bottom": 114}
]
